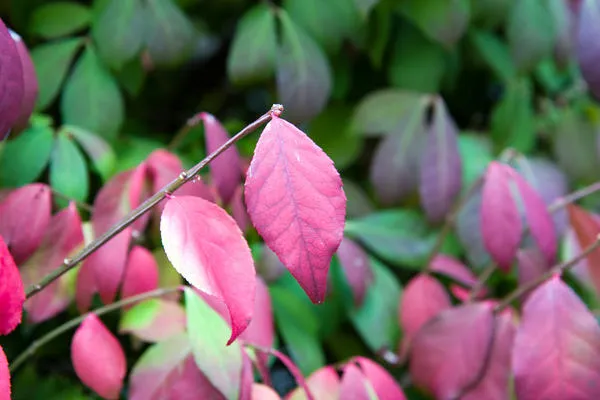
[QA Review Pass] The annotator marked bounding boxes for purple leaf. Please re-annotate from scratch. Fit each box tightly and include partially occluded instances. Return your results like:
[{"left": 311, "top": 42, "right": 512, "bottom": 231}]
[
  {"left": 419, "top": 97, "right": 462, "bottom": 223},
  {"left": 0, "top": 18, "right": 24, "bottom": 137},
  {"left": 336, "top": 237, "right": 373, "bottom": 306},
  {"left": 577, "top": 0, "right": 600, "bottom": 99},
  {"left": 517, "top": 247, "right": 550, "bottom": 287},
  {"left": 10, "top": 30, "right": 38, "bottom": 134},
  {"left": 512, "top": 277, "right": 600, "bottom": 399}
]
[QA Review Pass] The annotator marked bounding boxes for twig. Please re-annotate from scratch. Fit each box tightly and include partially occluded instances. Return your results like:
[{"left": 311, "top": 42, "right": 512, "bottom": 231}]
[
  {"left": 26, "top": 105, "right": 282, "bottom": 299},
  {"left": 548, "top": 181, "right": 600, "bottom": 213},
  {"left": 167, "top": 113, "right": 205, "bottom": 151},
  {"left": 9, "top": 286, "right": 182, "bottom": 372},
  {"left": 466, "top": 262, "right": 496, "bottom": 302},
  {"left": 493, "top": 234, "right": 600, "bottom": 313}
]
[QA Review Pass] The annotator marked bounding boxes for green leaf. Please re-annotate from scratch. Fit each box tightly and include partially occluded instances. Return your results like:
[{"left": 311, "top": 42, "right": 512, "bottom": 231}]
[
  {"left": 276, "top": 10, "right": 332, "bottom": 123},
  {"left": 469, "top": 30, "right": 515, "bottom": 83},
  {"left": 352, "top": 89, "right": 429, "bottom": 137},
  {"left": 308, "top": 105, "right": 362, "bottom": 169},
  {"left": 470, "top": 0, "right": 513, "bottom": 29},
  {"left": 354, "top": 0, "right": 380, "bottom": 18},
  {"left": 388, "top": 23, "right": 447, "bottom": 93},
  {"left": 61, "top": 45, "right": 124, "bottom": 139},
  {"left": 120, "top": 299, "right": 186, "bottom": 342},
  {"left": 144, "top": 0, "right": 196, "bottom": 66},
  {"left": 227, "top": 4, "right": 277, "bottom": 85},
  {"left": 92, "top": 0, "right": 145, "bottom": 68},
  {"left": 398, "top": 0, "right": 471, "bottom": 48},
  {"left": 457, "top": 133, "right": 493, "bottom": 190},
  {"left": 184, "top": 288, "right": 242, "bottom": 400},
  {"left": 490, "top": 78, "right": 536, "bottom": 153},
  {"left": 0, "top": 124, "right": 54, "bottom": 187},
  {"left": 344, "top": 209, "right": 437, "bottom": 269},
  {"left": 32, "top": 37, "right": 83, "bottom": 110},
  {"left": 115, "top": 58, "right": 147, "bottom": 96},
  {"left": 506, "top": 0, "right": 556, "bottom": 72},
  {"left": 283, "top": 0, "right": 359, "bottom": 53},
  {"left": 348, "top": 259, "right": 402, "bottom": 351},
  {"left": 30, "top": 2, "right": 91, "bottom": 39},
  {"left": 63, "top": 125, "right": 115, "bottom": 181},
  {"left": 270, "top": 279, "right": 325, "bottom": 375},
  {"left": 365, "top": 3, "right": 392, "bottom": 68},
  {"left": 50, "top": 131, "right": 89, "bottom": 204}
]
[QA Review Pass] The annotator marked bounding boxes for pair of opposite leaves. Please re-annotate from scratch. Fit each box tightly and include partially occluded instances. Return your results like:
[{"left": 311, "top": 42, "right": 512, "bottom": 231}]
[{"left": 161, "top": 114, "right": 347, "bottom": 344}]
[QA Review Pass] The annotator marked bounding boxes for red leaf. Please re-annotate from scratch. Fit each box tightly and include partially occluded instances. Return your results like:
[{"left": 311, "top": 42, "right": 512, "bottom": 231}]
[
  {"left": 0, "top": 183, "right": 51, "bottom": 264},
  {"left": 121, "top": 246, "right": 159, "bottom": 302},
  {"left": 239, "top": 278, "right": 274, "bottom": 374},
  {"left": 161, "top": 196, "right": 256, "bottom": 344},
  {"left": 75, "top": 260, "right": 96, "bottom": 313},
  {"left": 568, "top": 204, "right": 600, "bottom": 295},
  {"left": 244, "top": 116, "right": 346, "bottom": 303},
  {"left": 10, "top": 30, "right": 37, "bottom": 133},
  {"left": 231, "top": 185, "right": 251, "bottom": 232},
  {"left": 517, "top": 247, "right": 550, "bottom": 287},
  {"left": 339, "top": 363, "right": 375, "bottom": 400},
  {"left": 354, "top": 357, "right": 407, "bottom": 400},
  {"left": 419, "top": 97, "right": 462, "bottom": 223},
  {"left": 0, "top": 18, "right": 24, "bottom": 137},
  {"left": 0, "top": 346, "right": 9, "bottom": 400},
  {"left": 286, "top": 367, "right": 340, "bottom": 400},
  {"left": 21, "top": 202, "right": 83, "bottom": 322},
  {"left": 71, "top": 314, "right": 126, "bottom": 399},
  {"left": 462, "top": 310, "right": 516, "bottom": 400},
  {"left": 129, "top": 333, "right": 225, "bottom": 400},
  {"left": 0, "top": 235, "right": 24, "bottom": 335},
  {"left": 513, "top": 277, "right": 600, "bottom": 399},
  {"left": 399, "top": 274, "right": 451, "bottom": 348},
  {"left": 87, "top": 164, "right": 150, "bottom": 304},
  {"left": 429, "top": 254, "right": 479, "bottom": 288},
  {"left": 481, "top": 162, "right": 522, "bottom": 271},
  {"left": 336, "top": 237, "right": 373, "bottom": 306},
  {"left": 252, "top": 384, "right": 280, "bottom": 400},
  {"left": 409, "top": 303, "right": 495, "bottom": 399},
  {"left": 510, "top": 169, "right": 557, "bottom": 264},
  {"left": 201, "top": 112, "right": 243, "bottom": 204}
]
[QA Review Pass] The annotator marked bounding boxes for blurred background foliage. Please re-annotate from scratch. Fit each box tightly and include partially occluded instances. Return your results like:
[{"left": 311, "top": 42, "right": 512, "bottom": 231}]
[{"left": 0, "top": 0, "right": 596, "bottom": 398}]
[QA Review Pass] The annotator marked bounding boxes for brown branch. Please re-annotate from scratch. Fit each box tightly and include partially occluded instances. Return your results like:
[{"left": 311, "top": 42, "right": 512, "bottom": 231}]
[{"left": 25, "top": 105, "right": 283, "bottom": 299}]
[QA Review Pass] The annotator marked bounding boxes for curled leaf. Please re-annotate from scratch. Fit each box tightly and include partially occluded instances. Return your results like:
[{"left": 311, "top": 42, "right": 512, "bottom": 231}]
[
  {"left": 71, "top": 314, "right": 126, "bottom": 399},
  {"left": 0, "top": 235, "right": 25, "bottom": 335},
  {"left": 244, "top": 116, "right": 346, "bottom": 303}
]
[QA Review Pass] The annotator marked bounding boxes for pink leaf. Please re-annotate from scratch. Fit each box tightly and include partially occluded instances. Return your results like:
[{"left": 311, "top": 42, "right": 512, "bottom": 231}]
[
  {"left": 0, "top": 346, "right": 9, "bottom": 400},
  {"left": 354, "top": 357, "right": 407, "bottom": 400},
  {"left": 121, "top": 246, "right": 159, "bottom": 302},
  {"left": 231, "top": 185, "right": 251, "bottom": 232},
  {"left": 286, "top": 366, "right": 340, "bottom": 400},
  {"left": 568, "top": 204, "right": 600, "bottom": 295},
  {"left": 161, "top": 196, "right": 256, "bottom": 344},
  {"left": 517, "top": 247, "right": 550, "bottom": 287},
  {"left": 87, "top": 164, "right": 150, "bottom": 304},
  {"left": 0, "top": 18, "right": 24, "bottom": 137},
  {"left": 75, "top": 260, "right": 97, "bottom": 313},
  {"left": 409, "top": 303, "right": 495, "bottom": 399},
  {"left": 462, "top": 310, "right": 516, "bottom": 400},
  {"left": 481, "top": 162, "right": 521, "bottom": 271},
  {"left": 10, "top": 30, "right": 37, "bottom": 133},
  {"left": 0, "top": 235, "right": 24, "bottom": 335},
  {"left": 429, "top": 254, "right": 478, "bottom": 288},
  {"left": 252, "top": 384, "right": 280, "bottom": 400},
  {"left": 419, "top": 97, "right": 462, "bottom": 223},
  {"left": 239, "top": 278, "right": 274, "bottom": 374},
  {"left": 510, "top": 169, "right": 557, "bottom": 264},
  {"left": 0, "top": 183, "right": 51, "bottom": 264},
  {"left": 256, "top": 347, "right": 315, "bottom": 400},
  {"left": 71, "top": 314, "right": 126, "bottom": 399},
  {"left": 336, "top": 237, "right": 373, "bottom": 306},
  {"left": 339, "top": 363, "right": 376, "bottom": 400},
  {"left": 512, "top": 277, "right": 600, "bottom": 399},
  {"left": 129, "top": 333, "right": 225, "bottom": 400},
  {"left": 399, "top": 274, "right": 451, "bottom": 348},
  {"left": 120, "top": 299, "right": 186, "bottom": 342},
  {"left": 240, "top": 350, "right": 254, "bottom": 400},
  {"left": 201, "top": 112, "right": 242, "bottom": 204},
  {"left": 22, "top": 202, "right": 84, "bottom": 322},
  {"left": 244, "top": 116, "right": 346, "bottom": 303}
]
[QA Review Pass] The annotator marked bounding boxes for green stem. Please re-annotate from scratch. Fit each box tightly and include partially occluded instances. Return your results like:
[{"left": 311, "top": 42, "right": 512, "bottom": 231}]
[{"left": 10, "top": 286, "right": 182, "bottom": 372}]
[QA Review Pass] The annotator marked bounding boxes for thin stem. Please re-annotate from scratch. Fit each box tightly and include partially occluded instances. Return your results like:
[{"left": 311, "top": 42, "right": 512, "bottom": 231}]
[
  {"left": 493, "top": 234, "right": 600, "bottom": 313},
  {"left": 51, "top": 189, "right": 93, "bottom": 213},
  {"left": 9, "top": 286, "right": 182, "bottom": 372},
  {"left": 467, "top": 262, "right": 496, "bottom": 302},
  {"left": 26, "top": 105, "right": 283, "bottom": 299},
  {"left": 167, "top": 113, "right": 204, "bottom": 151},
  {"left": 548, "top": 181, "right": 600, "bottom": 213},
  {"left": 423, "top": 176, "right": 484, "bottom": 273}
]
